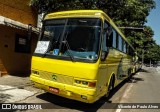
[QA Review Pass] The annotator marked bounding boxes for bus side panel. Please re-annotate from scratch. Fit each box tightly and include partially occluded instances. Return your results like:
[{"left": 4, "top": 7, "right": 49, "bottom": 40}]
[
  {"left": 97, "top": 48, "right": 133, "bottom": 98},
  {"left": 106, "top": 49, "right": 132, "bottom": 86}
]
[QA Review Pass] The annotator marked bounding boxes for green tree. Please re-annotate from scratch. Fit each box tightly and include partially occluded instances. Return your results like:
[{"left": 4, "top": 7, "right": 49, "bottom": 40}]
[{"left": 30, "top": 0, "right": 158, "bottom": 62}]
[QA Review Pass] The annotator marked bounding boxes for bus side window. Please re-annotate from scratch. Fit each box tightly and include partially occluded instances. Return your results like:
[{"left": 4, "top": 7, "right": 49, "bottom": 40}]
[
  {"left": 118, "top": 35, "right": 123, "bottom": 51},
  {"left": 101, "top": 21, "right": 109, "bottom": 61},
  {"left": 116, "top": 33, "right": 119, "bottom": 49},
  {"left": 107, "top": 29, "right": 113, "bottom": 47},
  {"left": 123, "top": 41, "right": 127, "bottom": 53},
  {"left": 112, "top": 29, "right": 117, "bottom": 48},
  {"left": 102, "top": 22, "right": 109, "bottom": 51},
  {"left": 127, "top": 44, "right": 130, "bottom": 54},
  {"left": 104, "top": 21, "right": 113, "bottom": 47}
]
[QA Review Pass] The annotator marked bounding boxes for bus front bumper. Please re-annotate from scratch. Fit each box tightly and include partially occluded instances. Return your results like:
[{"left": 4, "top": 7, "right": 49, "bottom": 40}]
[{"left": 30, "top": 75, "right": 99, "bottom": 103}]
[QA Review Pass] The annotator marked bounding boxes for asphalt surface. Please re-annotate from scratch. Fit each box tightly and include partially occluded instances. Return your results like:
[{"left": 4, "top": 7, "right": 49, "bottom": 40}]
[
  {"left": 0, "top": 66, "right": 160, "bottom": 112},
  {"left": 117, "top": 66, "right": 160, "bottom": 112}
]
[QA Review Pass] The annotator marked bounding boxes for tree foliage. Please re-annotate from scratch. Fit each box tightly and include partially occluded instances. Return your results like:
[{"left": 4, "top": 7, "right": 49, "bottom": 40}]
[{"left": 30, "top": 0, "right": 160, "bottom": 62}]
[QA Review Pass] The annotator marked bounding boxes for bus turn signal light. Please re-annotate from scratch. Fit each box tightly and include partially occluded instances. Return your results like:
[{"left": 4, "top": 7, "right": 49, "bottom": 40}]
[{"left": 89, "top": 82, "right": 96, "bottom": 87}]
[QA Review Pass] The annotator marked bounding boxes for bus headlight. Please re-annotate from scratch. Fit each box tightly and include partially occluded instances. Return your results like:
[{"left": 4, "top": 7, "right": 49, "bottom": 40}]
[
  {"left": 75, "top": 80, "right": 81, "bottom": 84},
  {"left": 82, "top": 81, "right": 88, "bottom": 85},
  {"left": 31, "top": 70, "right": 39, "bottom": 75},
  {"left": 74, "top": 79, "right": 96, "bottom": 88}
]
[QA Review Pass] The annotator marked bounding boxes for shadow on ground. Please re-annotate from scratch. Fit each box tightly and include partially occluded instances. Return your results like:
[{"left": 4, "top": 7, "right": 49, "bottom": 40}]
[
  {"left": 127, "top": 76, "right": 144, "bottom": 84},
  {"left": 138, "top": 68, "right": 150, "bottom": 73},
  {"left": 0, "top": 93, "right": 12, "bottom": 103},
  {"left": 35, "top": 70, "right": 145, "bottom": 111},
  {"left": 36, "top": 78, "right": 132, "bottom": 112}
]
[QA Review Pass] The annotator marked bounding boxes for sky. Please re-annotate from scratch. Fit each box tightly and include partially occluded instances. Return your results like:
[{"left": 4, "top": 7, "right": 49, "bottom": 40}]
[{"left": 146, "top": 0, "right": 160, "bottom": 45}]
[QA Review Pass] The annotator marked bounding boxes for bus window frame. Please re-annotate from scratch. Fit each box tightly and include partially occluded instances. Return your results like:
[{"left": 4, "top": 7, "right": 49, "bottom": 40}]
[
  {"left": 34, "top": 18, "right": 103, "bottom": 63},
  {"left": 102, "top": 20, "right": 134, "bottom": 55}
]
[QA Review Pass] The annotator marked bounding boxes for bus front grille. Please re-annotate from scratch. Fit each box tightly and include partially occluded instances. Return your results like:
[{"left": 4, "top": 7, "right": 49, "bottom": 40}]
[{"left": 39, "top": 71, "right": 73, "bottom": 85}]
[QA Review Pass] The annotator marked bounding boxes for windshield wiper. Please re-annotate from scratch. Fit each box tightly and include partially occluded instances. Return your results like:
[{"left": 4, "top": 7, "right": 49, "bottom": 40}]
[
  {"left": 62, "top": 40, "right": 76, "bottom": 62},
  {"left": 62, "top": 32, "right": 75, "bottom": 62},
  {"left": 57, "top": 19, "right": 75, "bottom": 62}
]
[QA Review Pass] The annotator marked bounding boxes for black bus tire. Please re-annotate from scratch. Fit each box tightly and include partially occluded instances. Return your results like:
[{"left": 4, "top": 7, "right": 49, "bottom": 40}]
[{"left": 105, "top": 76, "right": 114, "bottom": 98}]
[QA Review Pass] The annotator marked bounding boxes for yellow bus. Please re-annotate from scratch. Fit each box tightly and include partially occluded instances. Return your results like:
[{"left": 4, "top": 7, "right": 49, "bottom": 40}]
[{"left": 30, "top": 10, "right": 135, "bottom": 103}]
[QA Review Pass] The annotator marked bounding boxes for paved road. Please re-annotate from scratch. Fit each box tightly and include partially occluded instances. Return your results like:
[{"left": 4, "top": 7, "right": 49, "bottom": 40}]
[
  {"left": 1, "top": 66, "right": 160, "bottom": 112},
  {"left": 117, "top": 66, "right": 160, "bottom": 112},
  {"left": 120, "top": 67, "right": 160, "bottom": 103}
]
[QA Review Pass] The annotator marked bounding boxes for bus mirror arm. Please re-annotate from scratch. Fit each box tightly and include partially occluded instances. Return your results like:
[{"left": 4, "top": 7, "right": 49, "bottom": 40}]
[{"left": 101, "top": 51, "right": 108, "bottom": 61}]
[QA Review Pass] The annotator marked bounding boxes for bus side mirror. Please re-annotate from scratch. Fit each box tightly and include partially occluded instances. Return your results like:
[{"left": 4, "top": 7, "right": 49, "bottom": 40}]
[{"left": 101, "top": 51, "right": 108, "bottom": 61}]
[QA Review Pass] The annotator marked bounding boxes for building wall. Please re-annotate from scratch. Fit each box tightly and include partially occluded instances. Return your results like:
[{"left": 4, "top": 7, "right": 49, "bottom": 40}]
[
  {"left": 0, "top": 0, "right": 37, "bottom": 26},
  {"left": 0, "top": 25, "right": 38, "bottom": 75},
  {"left": 0, "top": 0, "right": 38, "bottom": 76}
]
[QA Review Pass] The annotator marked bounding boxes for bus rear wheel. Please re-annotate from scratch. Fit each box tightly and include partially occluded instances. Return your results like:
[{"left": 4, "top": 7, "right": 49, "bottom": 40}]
[{"left": 127, "top": 69, "right": 132, "bottom": 81}]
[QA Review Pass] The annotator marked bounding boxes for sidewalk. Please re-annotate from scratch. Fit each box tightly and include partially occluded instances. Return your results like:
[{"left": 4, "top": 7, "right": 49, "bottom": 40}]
[
  {"left": 0, "top": 75, "right": 40, "bottom": 103},
  {"left": 142, "top": 66, "right": 160, "bottom": 73},
  {"left": 0, "top": 75, "right": 80, "bottom": 112},
  {"left": 0, "top": 75, "right": 31, "bottom": 87}
]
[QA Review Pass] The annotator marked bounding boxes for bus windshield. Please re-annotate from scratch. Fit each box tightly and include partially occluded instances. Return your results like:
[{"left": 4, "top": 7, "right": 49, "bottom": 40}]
[{"left": 34, "top": 18, "right": 101, "bottom": 62}]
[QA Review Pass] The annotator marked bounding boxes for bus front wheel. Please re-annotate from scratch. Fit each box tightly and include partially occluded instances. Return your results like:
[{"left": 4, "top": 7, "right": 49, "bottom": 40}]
[{"left": 105, "top": 76, "right": 115, "bottom": 98}]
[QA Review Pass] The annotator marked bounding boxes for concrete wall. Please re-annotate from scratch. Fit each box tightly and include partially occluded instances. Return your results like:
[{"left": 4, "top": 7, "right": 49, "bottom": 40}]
[
  {"left": 0, "top": 0, "right": 37, "bottom": 26},
  {"left": 0, "top": 0, "right": 38, "bottom": 76},
  {"left": 0, "top": 25, "right": 38, "bottom": 75}
]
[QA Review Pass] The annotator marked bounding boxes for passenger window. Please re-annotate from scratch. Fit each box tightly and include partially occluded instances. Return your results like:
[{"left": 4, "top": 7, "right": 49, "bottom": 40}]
[
  {"left": 104, "top": 21, "right": 112, "bottom": 48},
  {"left": 123, "top": 41, "right": 127, "bottom": 53},
  {"left": 118, "top": 35, "right": 123, "bottom": 51},
  {"left": 127, "top": 44, "right": 130, "bottom": 54},
  {"left": 116, "top": 33, "right": 119, "bottom": 49},
  {"left": 108, "top": 29, "right": 113, "bottom": 47},
  {"left": 112, "top": 30, "right": 117, "bottom": 48},
  {"left": 104, "top": 22, "right": 109, "bottom": 29},
  {"left": 104, "top": 24, "right": 114, "bottom": 47},
  {"left": 102, "top": 22, "right": 109, "bottom": 51}
]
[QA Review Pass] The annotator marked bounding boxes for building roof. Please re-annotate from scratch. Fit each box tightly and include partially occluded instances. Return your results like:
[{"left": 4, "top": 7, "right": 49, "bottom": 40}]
[{"left": 0, "top": 16, "right": 38, "bottom": 33}]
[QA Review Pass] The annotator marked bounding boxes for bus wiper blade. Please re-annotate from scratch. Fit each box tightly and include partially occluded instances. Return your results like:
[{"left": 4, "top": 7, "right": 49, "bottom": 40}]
[{"left": 62, "top": 40, "right": 76, "bottom": 62}]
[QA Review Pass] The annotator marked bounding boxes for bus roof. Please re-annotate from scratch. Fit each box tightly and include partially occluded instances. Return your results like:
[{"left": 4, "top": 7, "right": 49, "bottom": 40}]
[
  {"left": 45, "top": 10, "right": 105, "bottom": 20},
  {"left": 44, "top": 10, "right": 134, "bottom": 51}
]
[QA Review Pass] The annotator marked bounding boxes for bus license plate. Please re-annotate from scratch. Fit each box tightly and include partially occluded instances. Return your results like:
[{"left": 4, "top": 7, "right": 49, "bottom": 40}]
[{"left": 49, "top": 87, "right": 59, "bottom": 93}]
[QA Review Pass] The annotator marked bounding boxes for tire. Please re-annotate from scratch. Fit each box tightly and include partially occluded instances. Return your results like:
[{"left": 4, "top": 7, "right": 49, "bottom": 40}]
[
  {"left": 127, "top": 69, "right": 132, "bottom": 81},
  {"left": 105, "top": 76, "right": 114, "bottom": 98}
]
